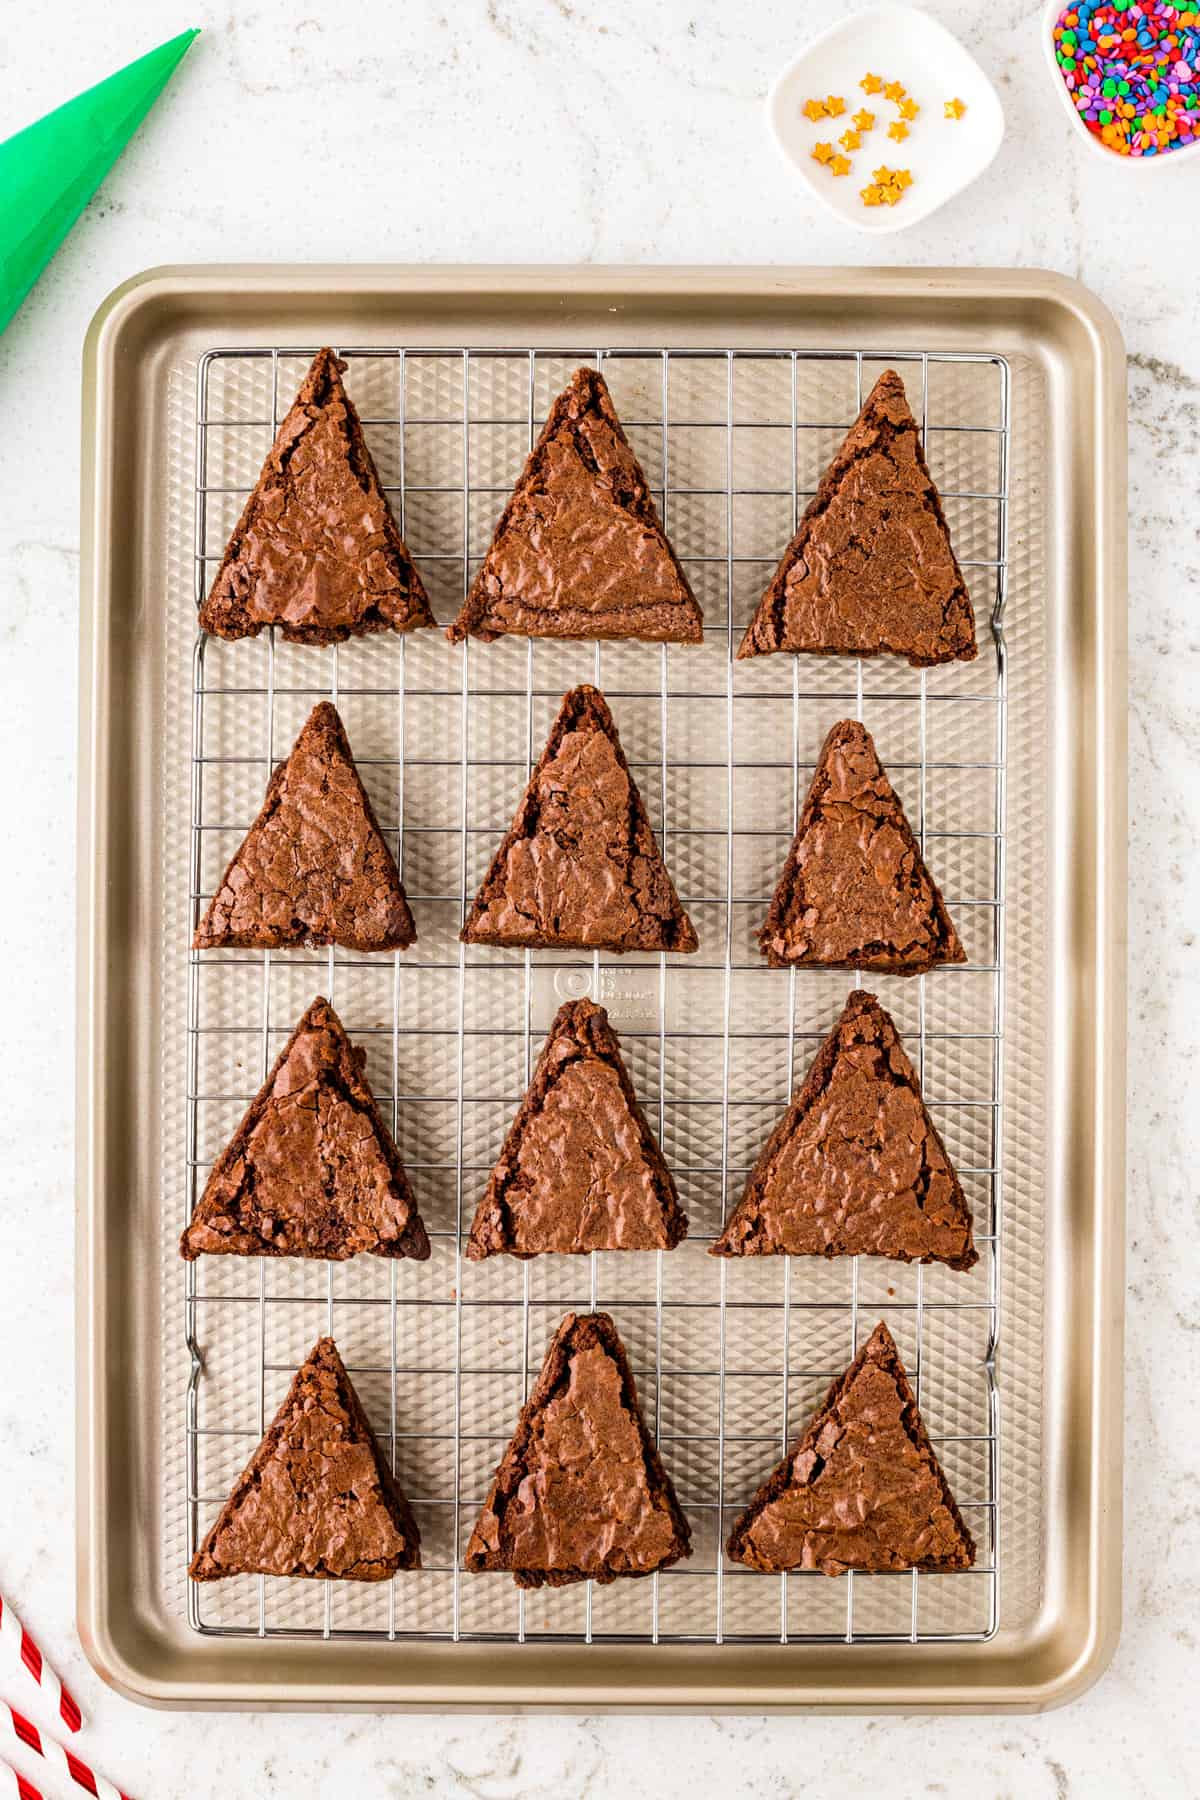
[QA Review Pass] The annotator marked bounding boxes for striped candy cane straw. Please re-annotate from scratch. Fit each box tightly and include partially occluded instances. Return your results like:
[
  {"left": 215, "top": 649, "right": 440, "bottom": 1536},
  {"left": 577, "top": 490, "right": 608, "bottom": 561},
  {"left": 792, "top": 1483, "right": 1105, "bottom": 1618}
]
[
  {"left": 1, "top": 1753, "right": 45, "bottom": 1800},
  {"left": 2, "top": 1703, "right": 130, "bottom": 1800},
  {"left": 0, "top": 1595, "right": 82, "bottom": 1732}
]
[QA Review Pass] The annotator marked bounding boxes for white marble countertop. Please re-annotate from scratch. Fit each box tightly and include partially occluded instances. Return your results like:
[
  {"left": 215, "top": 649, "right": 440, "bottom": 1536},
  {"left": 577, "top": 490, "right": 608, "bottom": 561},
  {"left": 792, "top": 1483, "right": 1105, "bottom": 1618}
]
[{"left": 0, "top": 1, "right": 1195, "bottom": 1793}]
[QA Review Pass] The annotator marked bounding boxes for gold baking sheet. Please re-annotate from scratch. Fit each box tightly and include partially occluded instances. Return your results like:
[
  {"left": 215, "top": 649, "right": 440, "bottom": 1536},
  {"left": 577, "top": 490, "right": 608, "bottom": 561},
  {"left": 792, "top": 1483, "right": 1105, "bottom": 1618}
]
[{"left": 76, "top": 266, "right": 1126, "bottom": 1711}]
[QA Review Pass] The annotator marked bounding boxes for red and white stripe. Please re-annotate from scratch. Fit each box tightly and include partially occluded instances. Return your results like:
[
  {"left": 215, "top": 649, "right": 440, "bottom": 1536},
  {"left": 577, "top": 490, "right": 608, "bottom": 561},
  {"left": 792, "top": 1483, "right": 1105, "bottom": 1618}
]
[
  {"left": 2, "top": 1703, "right": 130, "bottom": 1800},
  {"left": 1, "top": 1753, "right": 45, "bottom": 1800},
  {"left": 0, "top": 1595, "right": 82, "bottom": 1733}
]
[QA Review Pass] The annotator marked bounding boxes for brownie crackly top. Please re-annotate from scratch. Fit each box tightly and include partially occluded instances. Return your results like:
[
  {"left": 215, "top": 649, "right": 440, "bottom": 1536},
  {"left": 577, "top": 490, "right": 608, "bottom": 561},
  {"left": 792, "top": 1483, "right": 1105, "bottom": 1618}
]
[
  {"left": 462, "top": 685, "right": 698, "bottom": 954},
  {"left": 738, "top": 369, "right": 976, "bottom": 668},
  {"left": 760, "top": 719, "right": 965, "bottom": 974},
  {"left": 467, "top": 999, "right": 687, "bottom": 1259},
  {"left": 726, "top": 1321, "right": 976, "bottom": 1577},
  {"left": 194, "top": 701, "right": 416, "bottom": 954},
  {"left": 712, "top": 990, "right": 976, "bottom": 1270},
  {"left": 190, "top": 1336, "right": 421, "bottom": 1581},
  {"left": 448, "top": 367, "right": 703, "bottom": 645},
  {"left": 465, "top": 1312, "right": 692, "bottom": 1588},
  {"left": 180, "top": 996, "right": 430, "bottom": 1263},
  {"left": 200, "top": 347, "right": 433, "bottom": 646}
]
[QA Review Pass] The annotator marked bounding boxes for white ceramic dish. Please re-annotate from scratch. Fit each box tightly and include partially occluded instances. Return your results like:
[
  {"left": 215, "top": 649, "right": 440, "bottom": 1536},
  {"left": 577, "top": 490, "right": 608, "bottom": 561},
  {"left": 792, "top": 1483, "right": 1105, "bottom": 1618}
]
[
  {"left": 767, "top": 3, "right": 1006, "bottom": 233},
  {"left": 1039, "top": 0, "right": 1200, "bottom": 169}
]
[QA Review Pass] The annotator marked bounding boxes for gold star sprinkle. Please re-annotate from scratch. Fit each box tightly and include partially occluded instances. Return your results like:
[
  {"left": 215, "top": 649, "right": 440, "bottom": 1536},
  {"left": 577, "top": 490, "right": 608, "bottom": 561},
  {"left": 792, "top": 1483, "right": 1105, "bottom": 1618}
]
[
  {"left": 884, "top": 80, "right": 906, "bottom": 102},
  {"left": 811, "top": 141, "right": 836, "bottom": 164},
  {"left": 945, "top": 97, "right": 967, "bottom": 119},
  {"left": 825, "top": 94, "right": 847, "bottom": 116},
  {"left": 829, "top": 154, "right": 852, "bottom": 175},
  {"left": 863, "top": 164, "right": 912, "bottom": 206},
  {"left": 802, "top": 97, "right": 828, "bottom": 121},
  {"left": 887, "top": 119, "right": 909, "bottom": 141},
  {"left": 853, "top": 108, "right": 876, "bottom": 131},
  {"left": 860, "top": 72, "right": 883, "bottom": 94},
  {"left": 840, "top": 128, "right": 862, "bottom": 150},
  {"left": 898, "top": 97, "right": 920, "bottom": 120}
]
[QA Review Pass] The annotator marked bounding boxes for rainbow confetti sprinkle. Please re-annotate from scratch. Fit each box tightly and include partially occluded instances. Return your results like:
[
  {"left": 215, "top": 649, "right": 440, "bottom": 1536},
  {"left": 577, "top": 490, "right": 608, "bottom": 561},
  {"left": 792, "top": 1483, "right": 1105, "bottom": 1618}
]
[{"left": 1053, "top": 1, "right": 1200, "bottom": 156}]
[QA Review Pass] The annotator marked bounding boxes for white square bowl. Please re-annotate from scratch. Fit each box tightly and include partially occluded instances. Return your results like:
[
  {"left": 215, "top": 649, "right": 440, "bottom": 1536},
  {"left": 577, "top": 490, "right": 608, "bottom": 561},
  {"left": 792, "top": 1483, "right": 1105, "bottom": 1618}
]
[
  {"left": 1039, "top": 0, "right": 1200, "bottom": 170},
  {"left": 767, "top": 2, "right": 1006, "bottom": 233}
]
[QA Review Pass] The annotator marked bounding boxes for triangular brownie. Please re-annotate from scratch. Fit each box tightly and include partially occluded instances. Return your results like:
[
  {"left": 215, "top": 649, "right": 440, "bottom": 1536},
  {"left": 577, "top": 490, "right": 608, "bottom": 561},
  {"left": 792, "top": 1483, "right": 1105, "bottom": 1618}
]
[
  {"left": 726, "top": 1321, "right": 975, "bottom": 1576},
  {"left": 464, "top": 1311, "right": 691, "bottom": 1588},
  {"left": 467, "top": 999, "right": 687, "bottom": 1260},
  {"left": 448, "top": 367, "right": 703, "bottom": 645},
  {"left": 181, "top": 995, "right": 430, "bottom": 1262},
  {"left": 462, "top": 685, "right": 698, "bottom": 953},
  {"left": 712, "top": 991, "right": 976, "bottom": 1269},
  {"left": 759, "top": 719, "right": 965, "bottom": 974},
  {"left": 194, "top": 701, "right": 416, "bottom": 953},
  {"left": 190, "top": 1336, "right": 421, "bottom": 1581},
  {"left": 200, "top": 347, "right": 433, "bottom": 645},
  {"left": 737, "top": 370, "right": 976, "bottom": 667}
]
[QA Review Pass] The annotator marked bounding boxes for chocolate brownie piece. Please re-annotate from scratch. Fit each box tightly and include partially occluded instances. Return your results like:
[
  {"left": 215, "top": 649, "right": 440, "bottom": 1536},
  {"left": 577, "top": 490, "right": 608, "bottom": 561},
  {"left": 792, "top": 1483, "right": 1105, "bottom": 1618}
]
[
  {"left": 448, "top": 368, "right": 703, "bottom": 646},
  {"left": 759, "top": 719, "right": 965, "bottom": 974},
  {"left": 199, "top": 347, "right": 433, "bottom": 645},
  {"left": 737, "top": 370, "right": 976, "bottom": 667},
  {"left": 464, "top": 1311, "right": 691, "bottom": 1588},
  {"left": 725, "top": 1321, "right": 975, "bottom": 1576},
  {"left": 180, "top": 995, "right": 430, "bottom": 1262},
  {"left": 467, "top": 999, "right": 687, "bottom": 1260},
  {"left": 462, "top": 685, "right": 698, "bottom": 953},
  {"left": 194, "top": 701, "right": 416, "bottom": 953},
  {"left": 190, "top": 1336, "right": 421, "bottom": 1581},
  {"left": 712, "top": 991, "right": 976, "bottom": 1269}
]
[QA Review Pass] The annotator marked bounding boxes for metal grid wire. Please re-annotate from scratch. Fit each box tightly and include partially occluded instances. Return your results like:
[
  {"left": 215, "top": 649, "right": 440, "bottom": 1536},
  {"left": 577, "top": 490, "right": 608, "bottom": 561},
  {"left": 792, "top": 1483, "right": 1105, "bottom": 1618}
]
[{"left": 184, "top": 342, "right": 1008, "bottom": 1647}]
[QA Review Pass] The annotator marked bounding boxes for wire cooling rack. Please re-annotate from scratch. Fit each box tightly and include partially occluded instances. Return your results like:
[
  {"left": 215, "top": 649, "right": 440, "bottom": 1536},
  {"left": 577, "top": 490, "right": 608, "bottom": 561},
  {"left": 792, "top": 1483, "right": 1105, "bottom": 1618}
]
[{"left": 184, "top": 343, "right": 1008, "bottom": 1647}]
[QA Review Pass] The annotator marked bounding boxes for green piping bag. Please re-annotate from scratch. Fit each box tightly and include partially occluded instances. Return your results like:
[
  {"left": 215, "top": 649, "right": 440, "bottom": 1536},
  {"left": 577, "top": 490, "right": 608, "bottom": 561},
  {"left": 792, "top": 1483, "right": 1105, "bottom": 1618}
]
[{"left": 0, "top": 28, "right": 199, "bottom": 335}]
